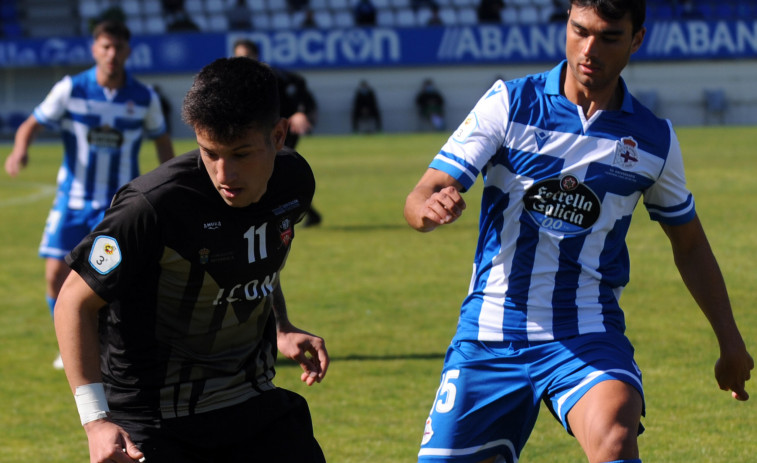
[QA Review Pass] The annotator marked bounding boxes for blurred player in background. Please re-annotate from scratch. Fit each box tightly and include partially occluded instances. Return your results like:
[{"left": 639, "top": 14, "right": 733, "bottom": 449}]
[
  {"left": 55, "top": 57, "right": 328, "bottom": 463},
  {"left": 404, "top": 1, "right": 753, "bottom": 462},
  {"left": 233, "top": 38, "right": 323, "bottom": 227},
  {"left": 4, "top": 20, "right": 174, "bottom": 369}
]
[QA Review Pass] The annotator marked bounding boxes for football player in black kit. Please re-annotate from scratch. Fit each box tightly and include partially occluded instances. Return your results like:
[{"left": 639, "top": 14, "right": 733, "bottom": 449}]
[{"left": 54, "top": 57, "right": 329, "bottom": 463}]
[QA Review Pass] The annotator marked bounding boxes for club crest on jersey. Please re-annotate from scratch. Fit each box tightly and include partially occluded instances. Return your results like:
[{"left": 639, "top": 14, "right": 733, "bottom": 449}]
[
  {"left": 614, "top": 136, "right": 640, "bottom": 169},
  {"left": 523, "top": 174, "right": 601, "bottom": 234},
  {"left": 279, "top": 219, "right": 293, "bottom": 247},
  {"left": 88, "top": 236, "right": 122, "bottom": 275},
  {"left": 199, "top": 248, "right": 210, "bottom": 265},
  {"left": 452, "top": 112, "right": 477, "bottom": 144}
]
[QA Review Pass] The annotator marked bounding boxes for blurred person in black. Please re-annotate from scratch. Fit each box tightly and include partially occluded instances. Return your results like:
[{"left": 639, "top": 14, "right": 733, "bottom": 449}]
[
  {"left": 233, "top": 39, "right": 322, "bottom": 227},
  {"left": 351, "top": 80, "right": 382, "bottom": 133}
]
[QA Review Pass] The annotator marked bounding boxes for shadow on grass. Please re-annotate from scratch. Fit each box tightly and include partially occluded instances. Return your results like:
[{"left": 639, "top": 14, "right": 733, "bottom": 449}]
[{"left": 278, "top": 352, "right": 445, "bottom": 366}]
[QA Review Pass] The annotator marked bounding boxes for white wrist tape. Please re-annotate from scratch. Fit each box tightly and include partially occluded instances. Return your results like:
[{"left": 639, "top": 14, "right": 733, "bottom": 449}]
[{"left": 74, "top": 383, "right": 110, "bottom": 425}]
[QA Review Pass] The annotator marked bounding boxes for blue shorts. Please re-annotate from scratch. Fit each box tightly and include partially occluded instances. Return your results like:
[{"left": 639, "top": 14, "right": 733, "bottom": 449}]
[
  {"left": 39, "top": 198, "right": 106, "bottom": 260},
  {"left": 418, "top": 332, "right": 644, "bottom": 463}
]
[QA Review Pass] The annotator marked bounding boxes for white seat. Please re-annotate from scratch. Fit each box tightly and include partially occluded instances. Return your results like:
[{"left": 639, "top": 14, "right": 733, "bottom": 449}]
[
  {"left": 395, "top": 8, "right": 416, "bottom": 26},
  {"left": 126, "top": 17, "right": 144, "bottom": 34},
  {"left": 267, "top": 0, "right": 288, "bottom": 11},
  {"left": 457, "top": 6, "right": 477, "bottom": 24},
  {"left": 500, "top": 6, "right": 518, "bottom": 24},
  {"left": 185, "top": 0, "right": 204, "bottom": 13},
  {"left": 121, "top": 0, "right": 142, "bottom": 16},
  {"left": 144, "top": 16, "right": 167, "bottom": 33},
  {"left": 333, "top": 10, "right": 354, "bottom": 27},
  {"left": 328, "top": 0, "right": 350, "bottom": 9},
  {"left": 376, "top": 9, "right": 395, "bottom": 26},
  {"left": 143, "top": 1, "right": 162, "bottom": 14},
  {"left": 251, "top": 12, "right": 271, "bottom": 28},
  {"left": 438, "top": 6, "right": 457, "bottom": 24},
  {"left": 205, "top": 0, "right": 227, "bottom": 14},
  {"left": 78, "top": 0, "right": 100, "bottom": 18},
  {"left": 313, "top": 10, "right": 334, "bottom": 27},
  {"left": 207, "top": 13, "right": 229, "bottom": 30},
  {"left": 270, "top": 11, "right": 292, "bottom": 28},
  {"left": 191, "top": 13, "right": 208, "bottom": 29},
  {"left": 518, "top": 5, "right": 539, "bottom": 23}
]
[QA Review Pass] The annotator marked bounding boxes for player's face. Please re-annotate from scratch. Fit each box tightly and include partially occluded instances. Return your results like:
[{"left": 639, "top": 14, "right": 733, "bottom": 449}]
[
  {"left": 564, "top": 6, "right": 644, "bottom": 96},
  {"left": 91, "top": 33, "right": 130, "bottom": 80},
  {"left": 197, "top": 119, "right": 287, "bottom": 208}
]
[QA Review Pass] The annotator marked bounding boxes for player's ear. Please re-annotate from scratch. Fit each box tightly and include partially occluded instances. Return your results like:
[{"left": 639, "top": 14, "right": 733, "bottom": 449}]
[
  {"left": 630, "top": 26, "right": 645, "bottom": 54},
  {"left": 271, "top": 117, "right": 288, "bottom": 151}
]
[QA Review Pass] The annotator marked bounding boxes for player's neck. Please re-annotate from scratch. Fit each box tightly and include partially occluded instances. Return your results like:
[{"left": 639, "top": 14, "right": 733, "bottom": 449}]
[
  {"left": 96, "top": 70, "right": 126, "bottom": 91},
  {"left": 566, "top": 83, "right": 621, "bottom": 119}
]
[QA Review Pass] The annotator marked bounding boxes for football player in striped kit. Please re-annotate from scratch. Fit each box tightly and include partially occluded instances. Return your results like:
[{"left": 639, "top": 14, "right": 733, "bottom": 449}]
[
  {"left": 405, "top": 1, "right": 753, "bottom": 462},
  {"left": 4, "top": 20, "right": 174, "bottom": 369}
]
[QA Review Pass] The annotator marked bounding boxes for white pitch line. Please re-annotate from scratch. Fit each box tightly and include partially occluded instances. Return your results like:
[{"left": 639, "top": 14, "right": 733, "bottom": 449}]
[{"left": 0, "top": 181, "right": 56, "bottom": 208}]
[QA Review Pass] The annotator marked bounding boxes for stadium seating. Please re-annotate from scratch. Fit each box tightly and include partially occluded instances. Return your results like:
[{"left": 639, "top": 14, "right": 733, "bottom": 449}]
[{"left": 0, "top": 0, "right": 745, "bottom": 38}]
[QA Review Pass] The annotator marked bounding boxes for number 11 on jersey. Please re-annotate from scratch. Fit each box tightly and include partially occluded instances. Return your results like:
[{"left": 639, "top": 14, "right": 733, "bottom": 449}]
[{"left": 244, "top": 223, "right": 268, "bottom": 263}]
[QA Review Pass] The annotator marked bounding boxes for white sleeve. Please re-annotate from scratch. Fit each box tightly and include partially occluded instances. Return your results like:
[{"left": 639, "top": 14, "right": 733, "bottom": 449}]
[
  {"left": 643, "top": 121, "right": 696, "bottom": 224},
  {"left": 143, "top": 89, "right": 167, "bottom": 138},
  {"left": 33, "top": 76, "right": 73, "bottom": 126},
  {"left": 431, "top": 80, "right": 510, "bottom": 190}
]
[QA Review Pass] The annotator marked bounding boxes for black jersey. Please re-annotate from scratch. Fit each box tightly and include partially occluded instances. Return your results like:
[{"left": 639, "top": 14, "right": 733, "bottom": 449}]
[{"left": 66, "top": 148, "right": 315, "bottom": 419}]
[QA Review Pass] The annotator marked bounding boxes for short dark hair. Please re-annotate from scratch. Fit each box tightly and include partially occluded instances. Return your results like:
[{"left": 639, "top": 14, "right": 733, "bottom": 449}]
[
  {"left": 92, "top": 20, "right": 131, "bottom": 42},
  {"left": 232, "top": 38, "right": 260, "bottom": 59},
  {"left": 570, "top": 0, "right": 646, "bottom": 34},
  {"left": 182, "top": 57, "right": 280, "bottom": 143}
]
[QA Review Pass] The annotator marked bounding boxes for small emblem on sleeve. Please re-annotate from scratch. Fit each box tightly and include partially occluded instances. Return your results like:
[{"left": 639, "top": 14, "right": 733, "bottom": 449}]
[
  {"left": 421, "top": 417, "right": 434, "bottom": 445},
  {"left": 88, "top": 236, "right": 122, "bottom": 275},
  {"left": 452, "top": 112, "right": 477, "bottom": 144}
]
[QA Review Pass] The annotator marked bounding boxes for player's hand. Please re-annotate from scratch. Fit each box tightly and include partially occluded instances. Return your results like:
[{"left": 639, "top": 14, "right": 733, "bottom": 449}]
[
  {"left": 83, "top": 419, "right": 145, "bottom": 462},
  {"left": 4, "top": 150, "right": 28, "bottom": 177},
  {"left": 277, "top": 325, "right": 329, "bottom": 386},
  {"left": 714, "top": 345, "right": 753, "bottom": 401},
  {"left": 421, "top": 185, "right": 466, "bottom": 228},
  {"left": 288, "top": 112, "right": 312, "bottom": 135}
]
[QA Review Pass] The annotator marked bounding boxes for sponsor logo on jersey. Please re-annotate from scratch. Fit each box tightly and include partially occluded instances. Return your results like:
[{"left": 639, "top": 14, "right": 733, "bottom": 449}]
[
  {"left": 203, "top": 221, "right": 222, "bottom": 230},
  {"left": 211, "top": 271, "right": 278, "bottom": 306},
  {"left": 87, "top": 125, "right": 123, "bottom": 149},
  {"left": 523, "top": 174, "right": 601, "bottom": 234},
  {"left": 452, "top": 112, "right": 477, "bottom": 144},
  {"left": 88, "top": 235, "right": 122, "bottom": 274},
  {"left": 613, "top": 136, "right": 639, "bottom": 169}
]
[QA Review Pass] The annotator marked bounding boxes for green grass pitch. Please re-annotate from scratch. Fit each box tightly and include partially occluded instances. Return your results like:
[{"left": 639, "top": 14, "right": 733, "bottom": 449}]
[{"left": 1, "top": 127, "right": 755, "bottom": 461}]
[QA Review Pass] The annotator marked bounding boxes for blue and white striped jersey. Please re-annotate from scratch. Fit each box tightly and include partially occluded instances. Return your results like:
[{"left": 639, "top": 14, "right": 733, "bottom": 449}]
[
  {"left": 431, "top": 61, "right": 695, "bottom": 342},
  {"left": 34, "top": 66, "right": 167, "bottom": 210}
]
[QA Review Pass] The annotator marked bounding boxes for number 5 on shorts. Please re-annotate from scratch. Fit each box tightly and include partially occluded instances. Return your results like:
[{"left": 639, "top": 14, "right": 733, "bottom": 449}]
[{"left": 435, "top": 369, "right": 460, "bottom": 413}]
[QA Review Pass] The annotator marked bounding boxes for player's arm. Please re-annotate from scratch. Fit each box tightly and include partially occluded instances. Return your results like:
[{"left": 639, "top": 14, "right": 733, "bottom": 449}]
[
  {"left": 404, "top": 167, "right": 466, "bottom": 232},
  {"left": 4, "top": 114, "right": 43, "bottom": 177},
  {"left": 152, "top": 132, "right": 174, "bottom": 164},
  {"left": 661, "top": 216, "right": 754, "bottom": 401},
  {"left": 272, "top": 282, "right": 329, "bottom": 386},
  {"left": 54, "top": 271, "right": 144, "bottom": 463}
]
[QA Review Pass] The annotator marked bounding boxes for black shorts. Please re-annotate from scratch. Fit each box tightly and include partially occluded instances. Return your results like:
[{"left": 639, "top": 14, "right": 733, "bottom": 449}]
[{"left": 113, "top": 388, "right": 325, "bottom": 462}]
